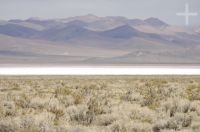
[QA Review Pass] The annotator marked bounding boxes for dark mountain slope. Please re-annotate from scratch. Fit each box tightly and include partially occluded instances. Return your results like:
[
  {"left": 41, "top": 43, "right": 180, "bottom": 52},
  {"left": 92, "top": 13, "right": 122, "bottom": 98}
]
[
  {"left": 0, "top": 24, "right": 38, "bottom": 37},
  {"left": 100, "top": 25, "right": 145, "bottom": 39},
  {"left": 144, "top": 17, "right": 168, "bottom": 27},
  {"left": 39, "top": 25, "right": 98, "bottom": 41}
]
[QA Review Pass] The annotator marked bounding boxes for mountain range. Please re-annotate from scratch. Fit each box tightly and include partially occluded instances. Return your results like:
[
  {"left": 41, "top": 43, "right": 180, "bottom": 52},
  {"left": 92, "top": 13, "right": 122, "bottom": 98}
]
[{"left": 0, "top": 14, "right": 200, "bottom": 66}]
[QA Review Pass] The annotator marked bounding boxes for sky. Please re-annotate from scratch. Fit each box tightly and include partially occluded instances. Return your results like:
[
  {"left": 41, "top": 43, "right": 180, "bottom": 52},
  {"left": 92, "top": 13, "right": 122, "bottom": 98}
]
[{"left": 0, "top": 0, "right": 200, "bottom": 25}]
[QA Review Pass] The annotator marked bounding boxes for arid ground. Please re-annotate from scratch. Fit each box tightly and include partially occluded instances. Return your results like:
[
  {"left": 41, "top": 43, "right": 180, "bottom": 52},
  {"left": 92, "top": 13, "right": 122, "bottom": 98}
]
[{"left": 0, "top": 76, "right": 200, "bottom": 132}]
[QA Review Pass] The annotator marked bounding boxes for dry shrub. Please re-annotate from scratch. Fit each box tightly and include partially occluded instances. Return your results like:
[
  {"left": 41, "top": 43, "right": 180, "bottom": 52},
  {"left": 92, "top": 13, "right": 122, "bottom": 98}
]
[
  {"left": 191, "top": 121, "right": 200, "bottom": 132},
  {"left": 67, "top": 126, "right": 91, "bottom": 132},
  {"left": 190, "top": 101, "right": 200, "bottom": 116},
  {"left": 94, "top": 114, "right": 117, "bottom": 126},
  {"left": 109, "top": 121, "right": 127, "bottom": 132},
  {"left": 58, "top": 95, "right": 75, "bottom": 107},
  {"left": 67, "top": 105, "right": 93, "bottom": 125},
  {"left": 0, "top": 120, "right": 15, "bottom": 132},
  {"left": 87, "top": 97, "right": 105, "bottom": 115},
  {"left": 152, "top": 120, "right": 169, "bottom": 132},
  {"left": 47, "top": 98, "right": 65, "bottom": 123},
  {"left": 16, "top": 116, "right": 38, "bottom": 132},
  {"left": 187, "top": 84, "right": 200, "bottom": 100},
  {"left": 29, "top": 97, "right": 49, "bottom": 109},
  {"left": 139, "top": 82, "right": 160, "bottom": 109},
  {"left": 1, "top": 101, "right": 16, "bottom": 117},
  {"left": 33, "top": 111, "right": 55, "bottom": 125},
  {"left": 55, "top": 87, "right": 71, "bottom": 97},
  {"left": 168, "top": 113, "right": 192, "bottom": 129},
  {"left": 129, "top": 122, "right": 152, "bottom": 132},
  {"left": 153, "top": 113, "right": 192, "bottom": 131},
  {"left": 129, "top": 106, "right": 155, "bottom": 123},
  {"left": 14, "top": 93, "right": 31, "bottom": 108},
  {"left": 120, "top": 90, "right": 143, "bottom": 103},
  {"left": 72, "top": 93, "right": 83, "bottom": 105},
  {"left": 161, "top": 98, "right": 190, "bottom": 117}
]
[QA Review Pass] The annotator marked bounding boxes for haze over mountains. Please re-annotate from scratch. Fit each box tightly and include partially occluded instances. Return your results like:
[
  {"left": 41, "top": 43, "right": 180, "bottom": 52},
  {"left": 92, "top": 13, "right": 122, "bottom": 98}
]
[{"left": 0, "top": 14, "right": 200, "bottom": 66}]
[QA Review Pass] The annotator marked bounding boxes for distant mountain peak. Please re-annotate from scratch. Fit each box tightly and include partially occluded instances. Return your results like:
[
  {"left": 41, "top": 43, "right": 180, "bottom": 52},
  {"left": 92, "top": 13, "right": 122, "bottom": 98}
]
[
  {"left": 114, "top": 24, "right": 136, "bottom": 31},
  {"left": 84, "top": 14, "right": 99, "bottom": 18},
  {"left": 65, "top": 14, "right": 100, "bottom": 23},
  {"left": 27, "top": 17, "right": 45, "bottom": 21},
  {"left": 65, "top": 20, "right": 88, "bottom": 27},
  {"left": 129, "top": 19, "right": 146, "bottom": 26},
  {"left": 104, "top": 24, "right": 140, "bottom": 34},
  {"left": 101, "top": 24, "right": 142, "bottom": 39},
  {"left": 144, "top": 17, "right": 168, "bottom": 27}
]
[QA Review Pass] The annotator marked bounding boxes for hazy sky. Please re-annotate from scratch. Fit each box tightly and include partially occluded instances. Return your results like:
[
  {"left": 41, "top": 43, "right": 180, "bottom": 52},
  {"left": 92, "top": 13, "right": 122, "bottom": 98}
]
[{"left": 0, "top": 0, "right": 200, "bottom": 25}]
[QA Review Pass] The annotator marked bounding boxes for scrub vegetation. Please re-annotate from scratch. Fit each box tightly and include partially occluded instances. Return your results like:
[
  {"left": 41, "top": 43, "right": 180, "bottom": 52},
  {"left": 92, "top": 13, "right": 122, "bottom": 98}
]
[{"left": 0, "top": 76, "right": 200, "bottom": 132}]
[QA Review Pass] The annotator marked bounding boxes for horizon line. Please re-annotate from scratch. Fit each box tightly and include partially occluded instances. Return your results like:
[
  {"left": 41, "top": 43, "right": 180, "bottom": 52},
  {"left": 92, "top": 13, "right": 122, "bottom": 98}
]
[{"left": 1, "top": 14, "right": 198, "bottom": 27}]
